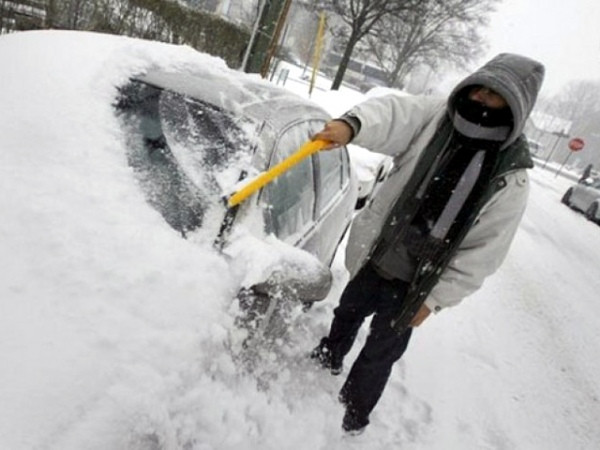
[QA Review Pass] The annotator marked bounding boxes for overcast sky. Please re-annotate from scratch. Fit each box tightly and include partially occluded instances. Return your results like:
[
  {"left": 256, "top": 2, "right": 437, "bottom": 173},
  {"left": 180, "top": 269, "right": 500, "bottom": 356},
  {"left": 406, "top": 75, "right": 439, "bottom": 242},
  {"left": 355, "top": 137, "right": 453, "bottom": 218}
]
[{"left": 482, "top": 0, "right": 600, "bottom": 95}]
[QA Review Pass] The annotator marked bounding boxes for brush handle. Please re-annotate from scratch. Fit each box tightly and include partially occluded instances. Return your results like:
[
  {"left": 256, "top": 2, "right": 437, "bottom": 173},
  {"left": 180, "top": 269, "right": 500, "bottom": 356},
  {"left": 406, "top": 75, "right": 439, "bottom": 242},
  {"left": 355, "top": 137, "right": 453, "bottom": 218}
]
[{"left": 227, "top": 139, "right": 330, "bottom": 207}]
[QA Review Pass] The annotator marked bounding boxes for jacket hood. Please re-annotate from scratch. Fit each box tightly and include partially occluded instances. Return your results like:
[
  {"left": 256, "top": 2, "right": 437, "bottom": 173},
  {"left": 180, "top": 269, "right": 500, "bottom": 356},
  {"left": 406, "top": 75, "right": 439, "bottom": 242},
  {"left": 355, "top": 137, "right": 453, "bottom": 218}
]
[{"left": 448, "top": 53, "right": 545, "bottom": 148}]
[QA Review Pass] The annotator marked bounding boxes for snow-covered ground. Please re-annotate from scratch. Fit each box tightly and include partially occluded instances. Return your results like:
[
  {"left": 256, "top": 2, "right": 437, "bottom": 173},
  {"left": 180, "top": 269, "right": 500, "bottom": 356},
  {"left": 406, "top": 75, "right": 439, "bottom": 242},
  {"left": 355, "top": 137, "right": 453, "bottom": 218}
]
[{"left": 1, "top": 31, "right": 599, "bottom": 449}]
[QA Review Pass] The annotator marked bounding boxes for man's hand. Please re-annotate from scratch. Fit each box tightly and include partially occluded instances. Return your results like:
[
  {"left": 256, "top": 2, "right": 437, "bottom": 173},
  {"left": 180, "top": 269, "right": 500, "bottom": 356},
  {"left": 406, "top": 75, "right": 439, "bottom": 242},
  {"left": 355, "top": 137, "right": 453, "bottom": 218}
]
[
  {"left": 312, "top": 120, "right": 353, "bottom": 150},
  {"left": 409, "top": 304, "right": 431, "bottom": 327}
]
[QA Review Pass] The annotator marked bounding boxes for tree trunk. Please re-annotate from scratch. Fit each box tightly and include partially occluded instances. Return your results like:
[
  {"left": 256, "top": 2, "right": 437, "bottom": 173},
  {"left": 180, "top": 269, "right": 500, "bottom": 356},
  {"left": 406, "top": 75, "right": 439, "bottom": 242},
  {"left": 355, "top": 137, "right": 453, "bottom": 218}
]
[
  {"left": 330, "top": 31, "right": 360, "bottom": 91},
  {"left": 45, "top": 0, "right": 56, "bottom": 28}
]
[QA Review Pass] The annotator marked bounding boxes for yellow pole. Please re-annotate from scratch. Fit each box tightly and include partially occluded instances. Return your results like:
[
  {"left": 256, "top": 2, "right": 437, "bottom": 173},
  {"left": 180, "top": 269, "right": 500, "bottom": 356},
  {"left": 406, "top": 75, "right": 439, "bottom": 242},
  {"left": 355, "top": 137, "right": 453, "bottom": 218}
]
[
  {"left": 309, "top": 12, "right": 327, "bottom": 97},
  {"left": 227, "top": 139, "right": 329, "bottom": 207}
]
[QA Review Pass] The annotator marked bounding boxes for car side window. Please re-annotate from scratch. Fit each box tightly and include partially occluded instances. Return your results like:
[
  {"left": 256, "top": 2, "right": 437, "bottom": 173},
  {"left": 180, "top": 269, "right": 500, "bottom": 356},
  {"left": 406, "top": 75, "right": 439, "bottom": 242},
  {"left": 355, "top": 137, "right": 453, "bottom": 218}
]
[
  {"left": 262, "top": 123, "right": 316, "bottom": 240},
  {"left": 317, "top": 143, "right": 343, "bottom": 213}
]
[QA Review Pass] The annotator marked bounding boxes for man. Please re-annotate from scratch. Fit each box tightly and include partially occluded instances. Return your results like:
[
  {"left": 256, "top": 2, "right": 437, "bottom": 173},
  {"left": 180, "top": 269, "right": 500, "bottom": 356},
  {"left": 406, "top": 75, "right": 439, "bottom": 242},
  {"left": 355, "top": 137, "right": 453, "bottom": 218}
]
[
  {"left": 310, "top": 53, "right": 545, "bottom": 434},
  {"left": 579, "top": 163, "right": 593, "bottom": 183}
]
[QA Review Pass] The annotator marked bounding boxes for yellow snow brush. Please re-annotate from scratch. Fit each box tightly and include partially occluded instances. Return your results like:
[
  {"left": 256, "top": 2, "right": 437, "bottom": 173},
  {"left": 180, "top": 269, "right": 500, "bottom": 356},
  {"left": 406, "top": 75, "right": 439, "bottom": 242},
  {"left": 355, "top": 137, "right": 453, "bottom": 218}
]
[
  {"left": 213, "top": 138, "right": 331, "bottom": 250},
  {"left": 227, "top": 138, "right": 330, "bottom": 207}
]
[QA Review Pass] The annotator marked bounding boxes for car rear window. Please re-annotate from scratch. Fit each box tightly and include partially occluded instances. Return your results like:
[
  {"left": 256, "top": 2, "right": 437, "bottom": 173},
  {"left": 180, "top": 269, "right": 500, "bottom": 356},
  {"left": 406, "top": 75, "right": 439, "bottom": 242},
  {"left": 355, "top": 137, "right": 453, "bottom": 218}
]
[{"left": 116, "top": 80, "right": 254, "bottom": 236}]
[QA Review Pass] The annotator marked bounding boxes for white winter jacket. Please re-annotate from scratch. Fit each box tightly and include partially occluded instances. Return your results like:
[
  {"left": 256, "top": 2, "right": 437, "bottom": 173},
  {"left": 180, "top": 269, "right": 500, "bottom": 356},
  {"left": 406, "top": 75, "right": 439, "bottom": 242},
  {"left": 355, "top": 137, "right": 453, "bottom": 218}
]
[
  {"left": 345, "top": 93, "right": 532, "bottom": 314},
  {"left": 343, "top": 53, "right": 545, "bottom": 318}
]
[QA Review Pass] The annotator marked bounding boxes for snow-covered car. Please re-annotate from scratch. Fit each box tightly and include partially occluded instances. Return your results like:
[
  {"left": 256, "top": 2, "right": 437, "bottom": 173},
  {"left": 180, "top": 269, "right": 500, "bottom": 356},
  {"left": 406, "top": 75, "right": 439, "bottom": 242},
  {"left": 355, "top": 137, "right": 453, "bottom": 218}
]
[
  {"left": 1, "top": 30, "right": 358, "bottom": 447},
  {"left": 115, "top": 67, "right": 359, "bottom": 337},
  {"left": 561, "top": 176, "right": 600, "bottom": 223},
  {"left": 116, "top": 70, "right": 357, "bottom": 276},
  {"left": 6, "top": 30, "right": 358, "bottom": 312}
]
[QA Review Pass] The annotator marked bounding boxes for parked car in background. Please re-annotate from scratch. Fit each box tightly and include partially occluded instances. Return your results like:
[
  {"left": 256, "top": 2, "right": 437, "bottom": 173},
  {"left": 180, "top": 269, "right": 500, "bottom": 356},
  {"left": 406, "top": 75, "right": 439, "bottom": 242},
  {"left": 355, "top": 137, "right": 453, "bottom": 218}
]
[
  {"left": 348, "top": 145, "right": 393, "bottom": 210},
  {"left": 561, "top": 176, "right": 600, "bottom": 224}
]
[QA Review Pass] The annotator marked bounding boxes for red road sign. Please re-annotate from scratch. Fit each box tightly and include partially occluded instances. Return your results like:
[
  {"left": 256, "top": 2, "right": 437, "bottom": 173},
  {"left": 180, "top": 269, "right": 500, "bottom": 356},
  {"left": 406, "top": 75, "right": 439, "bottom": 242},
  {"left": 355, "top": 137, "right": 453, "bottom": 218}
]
[{"left": 568, "top": 137, "right": 585, "bottom": 151}]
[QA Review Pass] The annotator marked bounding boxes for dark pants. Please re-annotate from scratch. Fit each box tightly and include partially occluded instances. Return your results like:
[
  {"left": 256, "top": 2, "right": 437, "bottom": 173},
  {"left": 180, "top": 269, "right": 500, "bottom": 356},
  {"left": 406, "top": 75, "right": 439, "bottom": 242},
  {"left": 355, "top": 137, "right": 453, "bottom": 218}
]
[{"left": 324, "top": 262, "right": 413, "bottom": 422}]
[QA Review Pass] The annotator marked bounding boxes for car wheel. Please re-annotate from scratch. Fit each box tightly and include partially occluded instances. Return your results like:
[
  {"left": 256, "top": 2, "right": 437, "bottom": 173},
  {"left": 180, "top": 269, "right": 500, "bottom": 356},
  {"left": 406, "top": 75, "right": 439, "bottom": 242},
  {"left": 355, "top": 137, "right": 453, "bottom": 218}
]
[
  {"left": 585, "top": 202, "right": 599, "bottom": 223},
  {"left": 561, "top": 188, "right": 573, "bottom": 206}
]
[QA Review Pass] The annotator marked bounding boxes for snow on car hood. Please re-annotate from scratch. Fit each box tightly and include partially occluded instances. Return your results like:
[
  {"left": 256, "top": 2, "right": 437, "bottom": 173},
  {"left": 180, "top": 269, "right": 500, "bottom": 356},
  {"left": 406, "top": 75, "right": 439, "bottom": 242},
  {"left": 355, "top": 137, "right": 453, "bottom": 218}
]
[{"left": 0, "top": 30, "right": 330, "bottom": 448}]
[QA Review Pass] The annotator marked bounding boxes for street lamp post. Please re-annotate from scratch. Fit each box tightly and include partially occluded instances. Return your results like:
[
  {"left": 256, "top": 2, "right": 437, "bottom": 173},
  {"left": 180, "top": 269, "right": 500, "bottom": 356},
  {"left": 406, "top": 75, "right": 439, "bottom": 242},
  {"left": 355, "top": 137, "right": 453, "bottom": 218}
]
[{"left": 240, "top": 0, "right": 267, "bottom": 72}]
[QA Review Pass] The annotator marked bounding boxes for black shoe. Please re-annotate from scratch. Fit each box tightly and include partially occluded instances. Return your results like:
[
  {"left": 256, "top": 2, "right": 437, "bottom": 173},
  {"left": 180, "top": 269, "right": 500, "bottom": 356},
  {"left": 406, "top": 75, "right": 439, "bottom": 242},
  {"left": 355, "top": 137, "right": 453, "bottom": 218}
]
[
  {"left": 342, "top": 407, "right": 369, "bottom": 435},
  {"left": 310, "top": 339, "right": 343, "bottom": 375}
]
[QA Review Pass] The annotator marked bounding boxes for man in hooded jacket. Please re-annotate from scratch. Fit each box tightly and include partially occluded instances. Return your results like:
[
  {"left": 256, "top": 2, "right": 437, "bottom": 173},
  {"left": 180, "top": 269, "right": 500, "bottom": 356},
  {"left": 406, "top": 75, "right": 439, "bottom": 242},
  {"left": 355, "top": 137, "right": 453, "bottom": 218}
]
[{"left": 310, "top": 53, "right": 545, "bottom": 434}]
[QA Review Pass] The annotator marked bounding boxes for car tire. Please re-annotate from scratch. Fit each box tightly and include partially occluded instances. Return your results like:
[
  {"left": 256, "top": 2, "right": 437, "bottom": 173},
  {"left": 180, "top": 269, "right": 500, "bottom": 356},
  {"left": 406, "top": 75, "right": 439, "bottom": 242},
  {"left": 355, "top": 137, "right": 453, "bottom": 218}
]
[
  {"left": 585, "top": 202, "right": 599, "bottom": 223},
  {"left": 561, "top": 188, "right": 573, "bottom": 206}
]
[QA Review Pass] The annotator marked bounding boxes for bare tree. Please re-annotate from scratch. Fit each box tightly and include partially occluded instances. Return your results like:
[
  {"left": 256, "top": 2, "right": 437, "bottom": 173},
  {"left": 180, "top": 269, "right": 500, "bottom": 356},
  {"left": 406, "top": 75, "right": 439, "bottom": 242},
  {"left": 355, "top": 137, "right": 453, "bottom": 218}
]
[
  {"left": 320, "top": 0, "right": 421, "bottom": 90},
  {"left": 546, "top": 80, "right": 600, "bottom": 123},
  {"left": 533, "top": 80, "right": 600, "bottom": 167},
  {"left": 1, "top": 0, "right": 47, "bottom": 32},
  {"left": 366, "top": 0, "right": 498, "bottom": 89},
  {"left": 45, "top": 0, "right": 56, "bottom": 27},
  {"left": 0, "top": 0, "right": 11, "bottom": 33}
]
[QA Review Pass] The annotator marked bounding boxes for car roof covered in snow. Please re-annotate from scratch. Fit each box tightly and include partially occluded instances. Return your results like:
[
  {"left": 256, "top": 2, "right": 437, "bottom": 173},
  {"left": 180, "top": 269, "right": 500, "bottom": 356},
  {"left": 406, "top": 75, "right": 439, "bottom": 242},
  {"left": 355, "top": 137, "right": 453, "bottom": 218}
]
[{"left": 136, "top": 70, "right": 331, "bottom": 132}]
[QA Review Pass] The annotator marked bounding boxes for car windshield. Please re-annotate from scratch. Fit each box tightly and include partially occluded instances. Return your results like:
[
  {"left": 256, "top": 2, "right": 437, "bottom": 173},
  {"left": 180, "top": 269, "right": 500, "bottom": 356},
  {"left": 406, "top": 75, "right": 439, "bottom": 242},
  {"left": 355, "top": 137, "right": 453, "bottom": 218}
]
[{"left": 116, "top": 80, "right": 256, "bottom": 236}]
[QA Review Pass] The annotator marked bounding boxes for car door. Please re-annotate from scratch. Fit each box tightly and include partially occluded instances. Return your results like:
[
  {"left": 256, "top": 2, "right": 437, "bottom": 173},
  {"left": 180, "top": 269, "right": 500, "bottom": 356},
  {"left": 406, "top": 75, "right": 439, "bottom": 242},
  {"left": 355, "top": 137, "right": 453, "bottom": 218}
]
[
  {"left": 259, "top": 118, "right": 354, "bottom": 265},
  {"left": 260, "top": 120, "right": 319, "bottom": 255},
  {"left": 313, "top": 139, "right": 353, "bottom": 265}
]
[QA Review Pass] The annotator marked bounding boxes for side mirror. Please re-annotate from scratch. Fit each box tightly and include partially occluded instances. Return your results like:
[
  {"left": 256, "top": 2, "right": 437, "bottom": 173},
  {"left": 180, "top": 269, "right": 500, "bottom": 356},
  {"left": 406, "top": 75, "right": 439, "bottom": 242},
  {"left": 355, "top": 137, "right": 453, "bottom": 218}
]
[
  {"left": 226, "top": 235, "right": 333, "bottom": 347},
  {"left": 250, "top": 258, "right": 333, "bottom": 303},
  {"left": 227, "top": 234, "right": 334, "bottom": 303}
]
